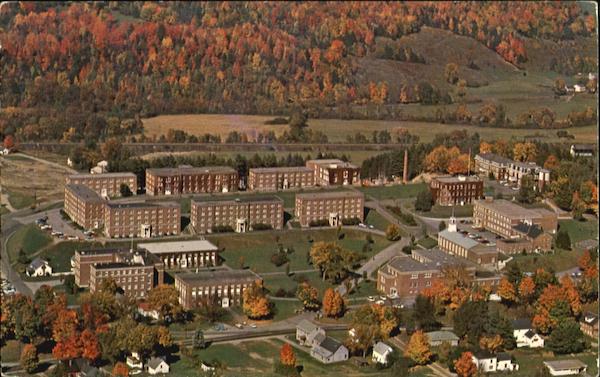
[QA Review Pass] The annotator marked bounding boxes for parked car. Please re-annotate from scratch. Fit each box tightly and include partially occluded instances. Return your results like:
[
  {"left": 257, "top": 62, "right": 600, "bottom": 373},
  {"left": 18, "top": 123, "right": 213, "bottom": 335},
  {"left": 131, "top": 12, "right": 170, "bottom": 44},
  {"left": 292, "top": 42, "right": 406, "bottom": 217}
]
[
  {"left": 367, "top": 296, "right": 375, "bottom": 302},
  {"left": 67, "top": 235, "right": 79, "bottom": 240},
  {"left": 235, "top": 323, "right": 243, "bottom": 329},
  {"left": 250, "top": 324, "right": 257, "bottom": 328},
  {"left": 358, "top": 223, "right": 367, "bottom": 228},
  {"left": 375, "top": 300, "right": 385, "bottom": 305}
]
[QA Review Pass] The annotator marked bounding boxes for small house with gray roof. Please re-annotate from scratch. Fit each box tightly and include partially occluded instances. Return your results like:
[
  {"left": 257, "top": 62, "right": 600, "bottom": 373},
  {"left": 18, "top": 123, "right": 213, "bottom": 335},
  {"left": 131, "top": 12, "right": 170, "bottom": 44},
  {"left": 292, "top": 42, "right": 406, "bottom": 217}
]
[
  {"left": 372, "top": 341, "right": 393, "bottom": 364},
  {"left": 512, "top": 318, "right": 544, "bottom": 348},
  {"left": 425, "top": 330, "right": 459, "bottom": 347},
  {"left": 26, "top": 257, "right": 52, "bottom": 277},
  {"left": 544, "top": 359, "right": 588, "bottom": 376},
  {"left": 310, "top": 336, "right": 349, "bottom": 364},
  {"left": 296, "top": 319, "right": 326, "bottom": 347}
]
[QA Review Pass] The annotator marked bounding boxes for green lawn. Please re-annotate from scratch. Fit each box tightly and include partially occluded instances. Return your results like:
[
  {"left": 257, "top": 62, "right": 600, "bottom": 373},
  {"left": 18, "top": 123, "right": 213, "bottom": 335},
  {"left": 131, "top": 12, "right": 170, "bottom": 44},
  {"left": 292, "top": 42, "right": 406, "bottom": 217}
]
[
  {"left": 0, "top": 204, "right": 9, "bottom": 216},
  {"left": 511, "top": 348, "right": 598, "bottom": 377},
  {"left": 347, "top": 280, "right": 380, "bottom": 299},
  {"left": 214, "top": 228, "right": 391, "bottom": 273},
  {"left": 507, "top": 249, "right": 586, "bottom": 273},
  {"left": 6, "top": 189, "right": 36, "bottom": 209},
  {"left": 6, "top": 224, "right": 52, "bottom": 263},
  {"left": 364, "top": 208, "right": 392, "bottom": 232},
  {"left": 416, "top": 204, "right": 473, "bottom": 219},
  {"left": 356, "top": 183, "right": 426, "bottom": 201},
  {"left": 558, "top": 219, "right": 598, "bottom": 244},
  {"left": 417, "top": 237, "right": 438, "bottom": 249},
  {"left": 38, "top": 241, "right": 103, "bottom": 272},
  {"left": 263, "top": 270, "right": 332, "bottom": 297}
]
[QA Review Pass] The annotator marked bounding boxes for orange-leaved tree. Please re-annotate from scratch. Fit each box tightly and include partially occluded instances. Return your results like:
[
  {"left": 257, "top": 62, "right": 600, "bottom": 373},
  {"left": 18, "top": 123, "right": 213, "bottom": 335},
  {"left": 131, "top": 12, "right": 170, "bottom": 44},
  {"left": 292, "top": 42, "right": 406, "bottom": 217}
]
[
  {"left": 518, "top": 276, "right": 536, "bottom": 304},
  {"left": 497, "top": 277, "right": 517, "bottom": 304},
  {"left": 322, "top": 288, "right": 344, "bottom": 318},
  {"left": 454, "top": 351, "right": 477, "bottom": 377},
  {"left": 242, "top": 281, "right": 271, "bottom": 319},
  {"left": 279, "top": 343, "right": 296, "bottom": 367},
  {"left": 113, "top": 361, "right": 129, "bottom": 377},
  {"left": 404, "top": 330, "right": 432, "bottom": 365}
]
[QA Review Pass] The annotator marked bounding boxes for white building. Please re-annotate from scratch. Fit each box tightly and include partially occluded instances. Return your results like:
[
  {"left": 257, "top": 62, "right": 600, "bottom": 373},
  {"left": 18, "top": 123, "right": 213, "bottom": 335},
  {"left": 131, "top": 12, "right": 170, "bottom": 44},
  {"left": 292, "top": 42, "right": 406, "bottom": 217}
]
[
  {"left": 127, "top": 352, "right": 143, "bottom": 370},
  {"left": 543, "top": 360, "right": 588, "bottom": 376},
  {"left": 472, "top": 352, "right": 519, "bottom": 373},
  {"left": 372, "top": 341, "right": 393, "bottom": 365},
  {"left": 512, "top": 319, "right": 544, "bottom": 348},
  {"left": 310, "top": 336, "right": 349, "bottom": 364},
  {"left": 26, "top": 258, "right": 52, "bottom": 277},
  {"left": 147, "top": 356, "right": 169, "bottom": 375},
  {"left": 573, "top": 84, "right": 586, "bottom": 93},
  {"left": 296, "top": 319, "right": 326, "bottom": 347}
]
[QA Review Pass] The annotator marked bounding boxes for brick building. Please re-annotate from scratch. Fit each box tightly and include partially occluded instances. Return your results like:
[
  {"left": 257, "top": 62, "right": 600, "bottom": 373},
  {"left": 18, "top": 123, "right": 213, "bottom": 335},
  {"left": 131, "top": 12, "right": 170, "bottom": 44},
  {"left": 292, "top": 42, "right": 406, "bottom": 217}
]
[
  {"left": 64, "top": 184, "right": 105, "bottom": 230},
  {"left": 174, "top": 269, "right": 262, "bottom": 309},
  {"left": 473, "top": 198, "right": 557, "bottom": 238},
  {"left": 437, "top": 217, "right": 498, "bottom": 266},
  {"left": 66, "top": 172, "right": 137, "bottom": 198},
  {"left": 430, "top": 175, "right": 484, "bottom": 206},
  {"left": 248, "top": 167, "right": 314, "bottom": 191},
  {"left": 145, "top": 166, "right": 238, "bottom": 196},
  {"left": 87, "top": 249, "right": 164, "bottom": 299},
  {"left": 138, "top": 240, "right": 220, "bottom": 269},
  {"left": 73, "top": 248, "right": 164, "bottom": 290},
  {"left": 496, "top": 223, "right": 553, "bottom": 254},
  {"left": 474, "top": 153, "right": 512, "bottom": 180},
  {"left": 306, "top": 159, "right": 360, "bottom": 186},
  {"left": 295, "top": 191, "right": 364, "bottom": 227},
  {"left": 377, "top": 249, "right": 477, "bottom": 297},
  {"left": 104, "top": 201, "right": 180, "bottom": 238},
  {"left": 190, "top": 196, "right": 284, "bottom": 233}
]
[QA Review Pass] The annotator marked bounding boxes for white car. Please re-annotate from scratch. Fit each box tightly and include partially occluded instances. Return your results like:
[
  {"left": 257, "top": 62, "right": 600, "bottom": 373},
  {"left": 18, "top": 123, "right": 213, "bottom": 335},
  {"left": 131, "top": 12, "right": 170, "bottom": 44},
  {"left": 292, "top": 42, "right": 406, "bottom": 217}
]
[
  {"left": 358, "top": 223, "right": 367, "bottom": 228},
  {"left": 375, "top": 300, "right": 385, "bottom": 305},
  {"left": 250, "top": 324, "right": 257, "bottom": 328},
  {"left": 369, "top": 225, "right": 374, "bottom": 229},
  {"left": 367, "top": 296, "right": 376, "bottom": 302},
  {"left": 235, "top": 323, "right": 243, "bottom": 329},
  {"left": 67, "top": 235, "right": 79, "bottom": 240}
]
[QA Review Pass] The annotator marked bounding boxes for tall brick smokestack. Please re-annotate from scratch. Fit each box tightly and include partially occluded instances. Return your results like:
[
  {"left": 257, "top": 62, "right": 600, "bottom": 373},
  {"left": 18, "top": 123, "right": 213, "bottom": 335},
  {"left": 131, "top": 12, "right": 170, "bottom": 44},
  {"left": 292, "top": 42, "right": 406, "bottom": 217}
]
[{"left": 403, "top": 149, "right": 408, "bottom": 183}]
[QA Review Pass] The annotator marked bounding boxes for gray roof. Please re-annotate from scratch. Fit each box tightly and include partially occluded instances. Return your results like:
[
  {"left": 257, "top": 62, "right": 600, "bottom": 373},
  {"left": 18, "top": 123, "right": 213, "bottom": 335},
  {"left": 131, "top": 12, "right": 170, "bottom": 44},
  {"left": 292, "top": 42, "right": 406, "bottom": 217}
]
[
  {"left": 425, "top": 330, "right": 459, "bottom": 343},
  {"left": 434, "top": 175, "right": 481, "bottom": 184},
  {"left": 497, "top": 352, "right": 512, "bottom": 362},
  {"left": 512, "top": 223, "right": 544, "bottom": 238},
  {"left": 175, "top": 269, "right": 260, "bottom": 285},
  {"left": 68, "top": 172, "right": 136, "bottom": 179},
  {"left": 373, "top": 341, "right": 393, "bottom": 356},
  {"left": 296, "top": 190, "right": 363, "bottom": 200},
  {"left": 571, "top": 144, "right": 596, "bottom": 150},
  {"left": 250, "top": 166, "right": 312, "bottom": 173},
  {"left": 147, "top": 356, "right": 167, "bottom": 370},
  {"left": 106, "top": 201, "right": 179, "bottom": 209},
  {"left": 65, "top": 184, "right": 104, "bottom": 202},
  {"left": 474, "top": 199, "right": 555, "bottom": 220},
  {"left": 147, "top": 166, "right": 236, "bottom": 176},
  {"left": 476, "top": 153, "right": 512, "bottom": 164},
  {"left": 138, "top": 240, "right": 218, "bottom": 254},
  {"left": 314, "top": 336, "right": 345, "bottom": 355},
  {"left": 438, "top": 229, "right": 479, "bottom": 250},
  {"left": 387, "top": 249, "right": 474, "bottom": 274},
  {"left": 192, "top": 195, "right": 283, "bottom": 205},
  {"left": 524, "top": 330, "right": 536, "bottom": 339},
  {"left": 28, "top": 257, "right": 48, "bottom": 270},
  {"left": 512, "top": 318, "right": 532, "bottom": 330},
  {"left": 297, "top": 319, "right": 319, "bottom": 334},
  {"left": 543, "top": 359, "right": 587, "bottom": 371},
  {"left": 307, "top": 159, "right": 359, "bottom": 169}
]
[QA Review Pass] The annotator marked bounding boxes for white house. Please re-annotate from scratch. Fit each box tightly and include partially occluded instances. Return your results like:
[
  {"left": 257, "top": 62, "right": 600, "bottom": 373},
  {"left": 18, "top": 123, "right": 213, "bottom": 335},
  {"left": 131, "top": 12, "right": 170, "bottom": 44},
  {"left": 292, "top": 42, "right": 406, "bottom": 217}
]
[
  {"left": 424, "top": 331, "right": 459, "bottom": 347},
  {"left": 137, "top": 302, "right": 160, "bottom": 320},
  {"left": 127, "top": 352, "right": 143, "bottom": 370},
  {"left": 147, "top": 356, "right": 169, "bottom": 375},
  {"left": 26, "top": 258, "right": 52, "bottom": 277},
  {"left": 512, "top": 318, "right": 544, "bottom": 348},
  {"left": 472, "top": 351, "right": 519, "bottom": 373},
  {"left": 310, "top": 336, "right": 349, "bottom": 364},
  {"left": 296, "top": 319, "right": 325, "bottom": 347},
  {"left": 543, "top": 360, "right": 588, "bottom": 376},
  {"left": 372, "top": 341, "right": 393, "bottom": 365},
  {"left": 574, "top": 84, "right": 586, "bottom": 93},
  {"left": 90, "top": 160, "right": 109, "bottom": 174}
]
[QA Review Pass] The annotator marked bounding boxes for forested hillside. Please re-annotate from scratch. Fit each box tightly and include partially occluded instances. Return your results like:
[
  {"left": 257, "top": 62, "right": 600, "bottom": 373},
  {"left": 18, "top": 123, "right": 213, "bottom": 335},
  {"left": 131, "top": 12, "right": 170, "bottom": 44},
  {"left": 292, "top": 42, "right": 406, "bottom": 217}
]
[{"left": 0, "top": 2, "right": 597, "bottom": 142}]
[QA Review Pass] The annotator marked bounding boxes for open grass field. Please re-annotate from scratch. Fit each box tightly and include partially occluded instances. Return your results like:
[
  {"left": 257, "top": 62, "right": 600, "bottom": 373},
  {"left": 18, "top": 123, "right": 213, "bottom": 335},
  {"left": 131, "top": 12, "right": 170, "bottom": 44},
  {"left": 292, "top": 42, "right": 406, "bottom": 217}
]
[
  {"left": 212, "top": 228, "right": 391, "bottom": 274},
  {"left": 143, "top": 114, "right": 598, "bottom": 144},
  {"left": 0, "top": 154, "right": 71, "bottom": 206},
  {"left": 38, "top": 240, "right": 103, "bottom": 272},
  {"left": 356, "top": 183, "right": 427, "bottom": 201},
  {"left": 507, "top": 248, "right": 586, "bottom": 273},
  {"left": 363, "top": 208, "right": 392, "bottom": 232},
  {"left": 510, "top": 348, "right": 598, "bottom": 377},
  {"left": 558, "top": 219, "right": 599, "bottom": 245},
  {"left": 6, "top": 224, "right": 52, "bottom": 263}
]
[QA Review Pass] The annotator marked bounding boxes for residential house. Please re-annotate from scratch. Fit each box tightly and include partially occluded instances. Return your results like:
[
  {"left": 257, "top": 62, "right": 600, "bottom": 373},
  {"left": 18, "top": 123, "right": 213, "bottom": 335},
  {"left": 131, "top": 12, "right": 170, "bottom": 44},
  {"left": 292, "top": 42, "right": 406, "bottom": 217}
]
[
  {"left": 512, "top": 318, "right": 544, "bottom": 348},
  {"left": 570, "top": 144, "right": 596, "bottom": 158},
  {"left": 296, "top": 319, "right": 326, "bottom": 347},
  {"left": 424, "top": 330, "right": 459, "bottom": 347},
  {"left": 310, "top": 336, "right": 349, "bottom": 364},
  {"left": 147, "top": 356, "right": 170, "bottom": 375},
  {"left": 70, "top": 358, "right": 101, "bottom": 377},
  {"left": 127, "top": 352, "right": 143, "bottom": 371},
  {"left": 26, "top": 258, "right": 52, "bottom": 277},
  {"left": 580, "top": 312, "right": 599, "bottom": 338},
  {"left": 543, "top": 360, "right": 588, "bottom": 376},
  {"left": 472, "top": 351, "right": 519, "bottom": 372},
  {"left": 372, "top": 341, "right": 393, "bottom": 365},
  {"left": 137, "top": 302, "right": 160, "bottom": 321}
]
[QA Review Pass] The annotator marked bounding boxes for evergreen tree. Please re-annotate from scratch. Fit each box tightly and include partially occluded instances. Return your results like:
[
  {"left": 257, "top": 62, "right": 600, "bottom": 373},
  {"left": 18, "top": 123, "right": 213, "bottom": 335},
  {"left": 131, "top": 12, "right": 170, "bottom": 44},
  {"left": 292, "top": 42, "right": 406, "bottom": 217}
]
[
  {"left": 555, "top": 229, "right": 571, "bottom": 250},
  {"left": 546, "top": 319, "right": 585, "bottom": 354},
  {"left": 415, "top": 189, "right": 433, "bottom": 212},
  {"left": 413, "top": 295, "right": 440, "bottom": 331}
]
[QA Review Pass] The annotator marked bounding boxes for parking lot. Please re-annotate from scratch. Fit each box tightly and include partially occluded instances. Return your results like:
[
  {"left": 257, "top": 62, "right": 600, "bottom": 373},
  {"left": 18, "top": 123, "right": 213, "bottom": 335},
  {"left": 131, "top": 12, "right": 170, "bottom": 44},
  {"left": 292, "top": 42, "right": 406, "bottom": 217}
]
[
  {"left": 32, "top": 208, "right": 88, "bottom": 241},
  {"left": 484, "top": 178, "right": 520, "bottom": 198},
  {"left": 455, "top": 220, "right": 502, "bottom": 247}
]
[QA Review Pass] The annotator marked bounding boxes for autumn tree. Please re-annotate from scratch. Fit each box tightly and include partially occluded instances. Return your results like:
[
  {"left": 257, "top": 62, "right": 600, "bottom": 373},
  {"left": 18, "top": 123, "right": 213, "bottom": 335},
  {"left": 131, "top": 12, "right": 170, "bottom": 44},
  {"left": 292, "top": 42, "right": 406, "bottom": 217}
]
[
  {"left": 447, "top": 154, "right": 471, "bottom": 175},
  {"left": 243, "top": 281, "right": 271, "bottom": 319},
  {"left": 479, "top": 334, "right": 503, "bottom": 353},
  {"left": 322, "top": 288, "right": 344, "bottom": 318},
  {"left": 513, "top": 142, "right": 537, "bottom": 162},
  {"left": 3, "top": 135, "right": 15, "bottom": 150},
  {"left": 309, "top": 242, "right": 359, "bottom": 282},
  {"left": 347, "top": 304, "right": 401, "bottom": 357},
  {"left": 405, "top": 330, "right": 432, "bottom": 365},
  {"left": 52, "top": 309, "right": 81, "bottom": 361},
  {"left": 296, "top": 282, "right": 320, "bottom": 311},
  {"left": 497, "top": 277, "right": 517, "bottom": 304},
  {"left": 479, "top": 141, "right": 493, "bottom": 154},
  {"left": 113, "top": 362, "right": 129, "bottom": 377},
  {"left": 279, "top": 343, "right": 296, "bottom": 367},
  {"left": 20, "top": 344, "right": 39, "bottom": 373},
  {"left": 445, "top": 63, "right": 459, "bottom": 84},
  {"left": 454, "top": 352, "right": 477, "bottom": 377},
  {"left": 571, "top": 191, "right": 585, "bottom": 220},
  {"left": 80, "top": 329, "right": 101, "bottom": 362},
  {"left": 543, "top": 155, "right": 559, "bottom": 170},
  {"left": 385, "top": 224, "right": 402, "bottom": 241},
  {"left": 518, "top": 276, "right": 536, "bottom": 304},
  {"left": 147, "top": 284, "right": 184, "bottom": 322}
]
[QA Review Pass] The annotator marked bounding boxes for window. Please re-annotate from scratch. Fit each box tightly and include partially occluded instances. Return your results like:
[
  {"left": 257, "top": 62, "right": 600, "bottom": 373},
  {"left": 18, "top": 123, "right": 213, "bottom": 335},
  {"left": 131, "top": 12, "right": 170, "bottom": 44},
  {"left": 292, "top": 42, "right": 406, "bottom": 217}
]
[{"left": 410, "top": 274, "right": 418, "bottom": 279}]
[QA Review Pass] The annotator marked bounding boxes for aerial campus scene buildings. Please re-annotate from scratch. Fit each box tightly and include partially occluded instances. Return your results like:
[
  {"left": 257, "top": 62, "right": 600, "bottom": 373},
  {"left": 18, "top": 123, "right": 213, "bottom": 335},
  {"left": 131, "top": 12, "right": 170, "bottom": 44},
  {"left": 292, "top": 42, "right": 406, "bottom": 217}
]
[{"left": 0, "top": 2, "right": 598, "bottom": 377}]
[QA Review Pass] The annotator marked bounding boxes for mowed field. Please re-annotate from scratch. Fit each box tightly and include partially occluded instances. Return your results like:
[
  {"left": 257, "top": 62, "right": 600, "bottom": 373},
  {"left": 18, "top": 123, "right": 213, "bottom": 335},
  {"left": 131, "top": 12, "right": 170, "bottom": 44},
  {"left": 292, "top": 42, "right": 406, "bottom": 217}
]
[{"left": 142, "top": 114, "right": 597, "bottom": 144}]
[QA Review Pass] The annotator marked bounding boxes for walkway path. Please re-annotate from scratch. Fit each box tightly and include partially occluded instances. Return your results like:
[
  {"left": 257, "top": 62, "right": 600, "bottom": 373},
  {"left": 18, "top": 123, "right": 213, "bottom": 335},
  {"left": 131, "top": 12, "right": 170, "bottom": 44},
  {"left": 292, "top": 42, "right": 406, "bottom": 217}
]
[{"left": 12, "top": 152, "right": 77, "bottom": 174}]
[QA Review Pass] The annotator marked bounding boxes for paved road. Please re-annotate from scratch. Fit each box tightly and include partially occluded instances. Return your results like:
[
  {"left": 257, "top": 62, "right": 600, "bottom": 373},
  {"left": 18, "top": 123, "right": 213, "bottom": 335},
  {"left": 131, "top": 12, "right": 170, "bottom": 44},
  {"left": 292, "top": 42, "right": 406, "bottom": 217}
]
[{"left": 1, "top": 217, "right": 33, "bottom": 296}]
